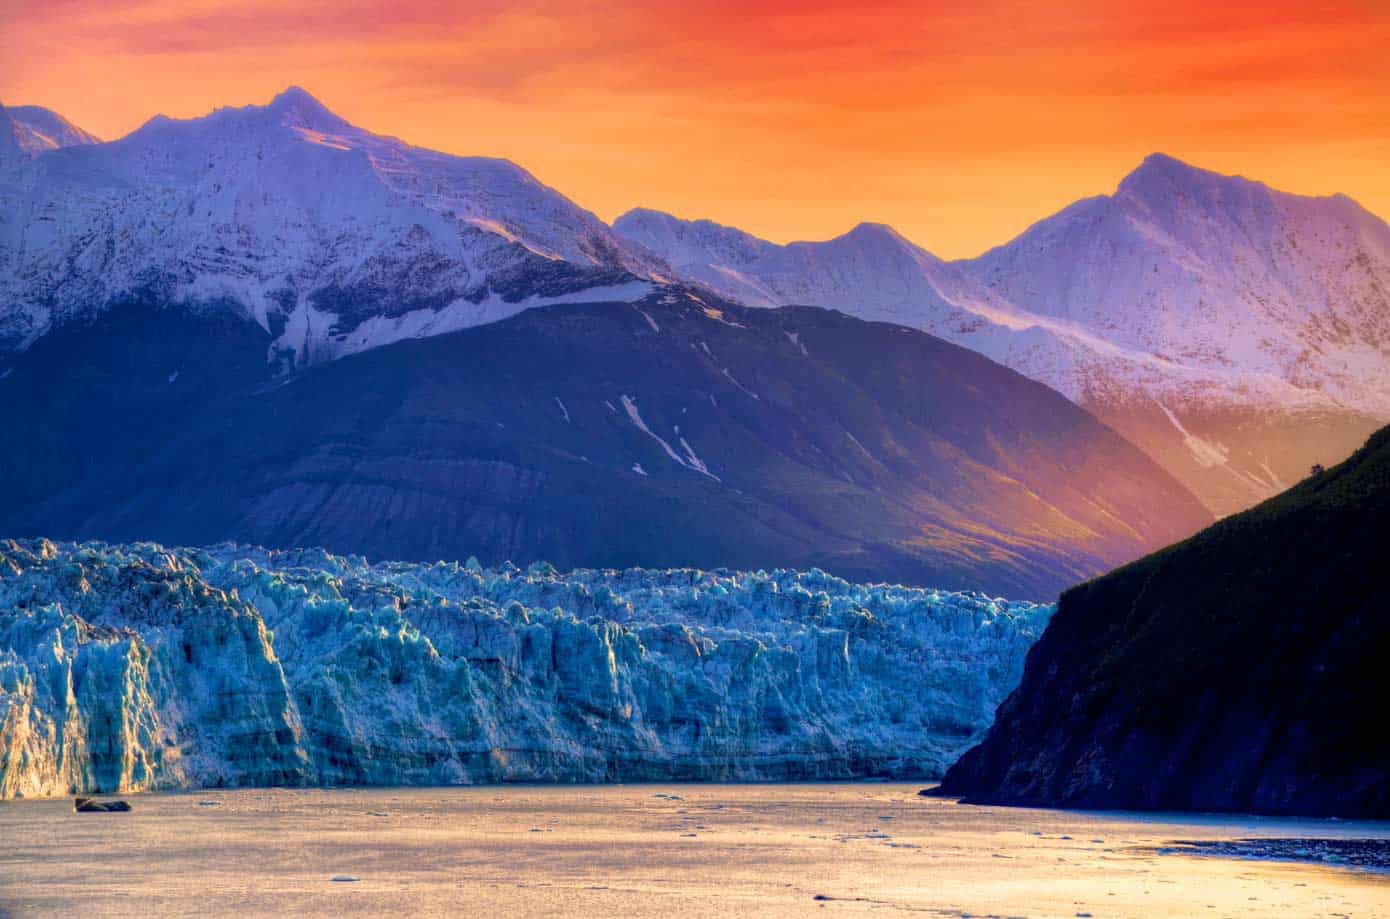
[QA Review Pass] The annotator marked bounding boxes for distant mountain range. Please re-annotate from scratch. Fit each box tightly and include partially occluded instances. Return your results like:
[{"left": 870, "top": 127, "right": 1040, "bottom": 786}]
[
  {"left": 936, "top": 422, "right": 1390, "bottom": 818},
  {"left": 2, "top": 87, "right": 1385, "bottom": 592},
  {"left": 617, "top": 158, "right": 1390, "bottom": 514}
]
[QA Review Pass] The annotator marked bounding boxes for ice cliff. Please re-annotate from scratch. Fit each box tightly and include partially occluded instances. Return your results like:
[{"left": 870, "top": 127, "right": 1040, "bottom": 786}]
[{"left": 0, "top": 539, "right": 1051, "bottom": 797}]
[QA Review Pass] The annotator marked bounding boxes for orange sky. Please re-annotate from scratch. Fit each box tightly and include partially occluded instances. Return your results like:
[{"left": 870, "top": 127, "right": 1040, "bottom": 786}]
[{"left": 2, "top": 0, "right": 1387, "bottom": 258}]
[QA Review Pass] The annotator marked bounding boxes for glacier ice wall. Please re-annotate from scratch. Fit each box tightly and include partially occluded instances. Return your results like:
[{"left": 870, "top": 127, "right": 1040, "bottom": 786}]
[{"left": 0, "top": 539, "right": 1051, "bottom": 797}]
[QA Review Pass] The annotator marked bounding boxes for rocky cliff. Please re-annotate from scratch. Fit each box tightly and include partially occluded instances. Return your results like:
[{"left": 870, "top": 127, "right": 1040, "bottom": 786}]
[{"left": 935, "top": 425, "right": 1390, "bottom": 818}]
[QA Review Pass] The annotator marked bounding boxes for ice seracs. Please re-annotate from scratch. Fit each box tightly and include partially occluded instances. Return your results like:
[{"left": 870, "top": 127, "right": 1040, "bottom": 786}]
[{"left": 0, "top": 539, "right": 1052, "bottom": 797}]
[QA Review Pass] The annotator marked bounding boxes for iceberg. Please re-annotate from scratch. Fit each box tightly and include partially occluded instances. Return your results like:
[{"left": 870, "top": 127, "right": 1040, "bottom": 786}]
[{"left": 0, "top": 539, "right": 1051, "bottom": 797}]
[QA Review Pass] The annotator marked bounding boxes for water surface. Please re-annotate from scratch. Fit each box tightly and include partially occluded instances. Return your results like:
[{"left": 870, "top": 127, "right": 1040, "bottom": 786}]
[{"left": 2, "top": 783, "right": 1387, "bottom": 917}]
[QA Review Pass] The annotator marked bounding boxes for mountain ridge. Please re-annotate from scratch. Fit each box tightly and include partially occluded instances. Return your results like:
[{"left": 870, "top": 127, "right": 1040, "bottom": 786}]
[
  {"left": 0, "top": 87, "right": 667, "bottom": 366},
  {"left": 0, "top": 292, "right": 1212, "bottom": 598},
  {"left": 617, "top": 154, "right": 1390, "bottom": 514},
  {"left": 4, "top": 91, "right": 1383, "bottom": 523}
]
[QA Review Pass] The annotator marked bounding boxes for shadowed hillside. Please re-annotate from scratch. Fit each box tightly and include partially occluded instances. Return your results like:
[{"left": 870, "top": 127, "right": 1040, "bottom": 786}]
[
  {"left": 0, "top": 292, "right": 1209, "bottom": 597},
  {"left": 936, "top": 424, "right": 1390, "bottom": 816}
]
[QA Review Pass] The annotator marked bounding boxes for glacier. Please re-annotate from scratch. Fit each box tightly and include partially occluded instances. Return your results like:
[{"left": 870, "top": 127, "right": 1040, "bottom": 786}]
[{"left": 0, "top": 539, "right": 1051, "bottom": 798}]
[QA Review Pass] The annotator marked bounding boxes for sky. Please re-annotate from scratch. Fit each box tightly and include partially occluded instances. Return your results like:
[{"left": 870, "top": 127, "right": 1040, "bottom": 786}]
[{"left": 2, "top": 0, "right": 1387, "bottom": 258}]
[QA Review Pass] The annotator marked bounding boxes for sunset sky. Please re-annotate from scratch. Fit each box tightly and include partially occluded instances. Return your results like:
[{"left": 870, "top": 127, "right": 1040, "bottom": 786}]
[{"left": 3, "top": 0, "right": 1387, "bottom": 258}]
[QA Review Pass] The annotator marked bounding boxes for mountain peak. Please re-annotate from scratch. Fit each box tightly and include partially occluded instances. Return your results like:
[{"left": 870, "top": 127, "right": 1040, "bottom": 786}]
[
  {"left": 266, "top": 86, "right": 347, "bottom": 131},
  {"left": 270, "top": 85, "right": 324, "bottom": 108},
  {"left": 1116, "top": 152, "right": 1261, "bottom": 202},
  {"left": 4, "top": 104, "right": 101, "bottom": 149},
  {"left": 842, "top": 221, "right": 912, "bottom": 245}
]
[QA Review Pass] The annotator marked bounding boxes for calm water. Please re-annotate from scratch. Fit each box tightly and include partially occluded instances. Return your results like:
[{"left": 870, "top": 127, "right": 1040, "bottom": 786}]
[{"left": 2, "top": 783, "right": 1387, "bottom": 917}]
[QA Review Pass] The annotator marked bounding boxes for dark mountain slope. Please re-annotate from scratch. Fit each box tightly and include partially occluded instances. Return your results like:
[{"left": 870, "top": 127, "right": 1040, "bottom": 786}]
[
  {"left": 936, "top": 425, "right": 1390, "bottom": 815},
  {"left": 0, "top": 291, "right": 1209, "bottom": 597}
]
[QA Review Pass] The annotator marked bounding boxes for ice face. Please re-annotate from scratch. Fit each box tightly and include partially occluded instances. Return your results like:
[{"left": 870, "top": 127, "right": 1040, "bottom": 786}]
[{"left": 0, "top": 539, "right": 1052, "bottom": 797}]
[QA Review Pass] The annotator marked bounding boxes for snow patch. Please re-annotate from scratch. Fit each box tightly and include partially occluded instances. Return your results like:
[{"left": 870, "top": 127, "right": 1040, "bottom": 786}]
[
  {"left": 845, "top": 431, "right": 876, "bottom": 463},
  {"left": 721, "top": 369, "right": 760, "bottom": 400},
  {"left": 620, "top": 394, "right": 719, "bottom": 480},
  {"left": 702, "top": 307, "right": 748, "bottom": 329},
  {"left": 1156, "top": 401, "right": 1229, "bottom": 468}
]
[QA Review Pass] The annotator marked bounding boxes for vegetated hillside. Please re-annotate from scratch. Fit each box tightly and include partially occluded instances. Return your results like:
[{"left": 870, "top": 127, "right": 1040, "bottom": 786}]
[
  {"left": 935, "top": 425, "right": 1390, "bottom": 817},
  {"left": 0, "top": 291, "right": 1210, "bottom": 598}
]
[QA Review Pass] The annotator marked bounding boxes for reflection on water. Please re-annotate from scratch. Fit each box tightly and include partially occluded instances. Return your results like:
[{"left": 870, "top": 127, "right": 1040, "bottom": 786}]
[{"left": 1, "top": 783, "right": 1387, "bottom": 917}]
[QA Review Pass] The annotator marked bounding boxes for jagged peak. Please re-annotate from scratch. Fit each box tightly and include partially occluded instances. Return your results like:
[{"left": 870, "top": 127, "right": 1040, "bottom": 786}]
[
  {"left": 4, "top": 104, "right": 101, "bottom": 147},
  {"left": 840, "top": 221, "right": 913, "bottom": 246},
  {"left": 269, "top": 85, "right": 325, "bottom": 110},
  {"left": 614, "top": 207, "right": 776, "bottom": 253},
  {"left": 614, "top": 206, "right": 675, "bottom": 225},
  {"left": 820, "top": 221, "right": 941, "bottom": 261},
  {"left": 265, "top": 85, "right": 348, "bottom": 131},
  {"left": 616, "top": 207, "right": 755, "bottom": 236},
  {"left": 1115, "top": 152, "right": 1378, "bottom": 217},
  {"left": 1117, "top": 152, "right": 1262, "bottom": 199}
]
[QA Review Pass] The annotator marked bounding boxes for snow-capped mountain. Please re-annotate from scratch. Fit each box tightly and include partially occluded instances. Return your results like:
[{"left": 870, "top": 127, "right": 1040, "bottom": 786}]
[
  {"left": 615, "top": 208, "right": 995, "bottom": 328},
  {"left": 0, "top": 88, "right": 664, "bottom": 364},
  {"left": 2, "top": 104, "right": 101, "bottom": 154},
  {"left": 4, "top": 88, "right": 1379, "bottom": 520},
  {"left": 617, "top": 157, "right": 1390, "bottom": 513},
  {"left": 968, "top": 154, "right": 1390, "bottom": 414}
]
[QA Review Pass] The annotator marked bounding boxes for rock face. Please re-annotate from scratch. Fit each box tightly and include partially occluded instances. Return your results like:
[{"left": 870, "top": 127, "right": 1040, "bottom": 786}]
[
  {"left": 0, "top": 539, "right": 1053, "bottom": 798},
  {"left": 0, "top": 293, "right": 1210, "bottom": 599},
  {"left": 935, "top": 425, "right": 1390, "bottom": 818},
  {"left": 617, "top": 157, "right": 1390, "bottom": 515}
]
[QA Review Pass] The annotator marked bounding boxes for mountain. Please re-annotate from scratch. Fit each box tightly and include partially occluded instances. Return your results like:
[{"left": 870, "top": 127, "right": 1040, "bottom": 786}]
[
  {"left": 969, "top": 154, "right": 1390, "bottom": 515},
  {"left": 2, "top": 104, "right": 101, "bottom": 153},
  {"left": 614, "top": 210, "right": 981, "bottom": 323},
  {"left": 935, "top": 424, "right": 1390, "bottom": 818},
  {"left": 0, "top": 539, "right": 1053, "bottom": 796},
  {"left": 0, "top": 90, "right": 1213, "bottom": 592},
  {"left": 0, "top": 87, "right": 665, "bottom": 363},
  {"left": 0, "top": 289, "right": 1211, "bottom": 598},
  {"left": 616, "top": 158, "right": 1390, "bottom": 515}
]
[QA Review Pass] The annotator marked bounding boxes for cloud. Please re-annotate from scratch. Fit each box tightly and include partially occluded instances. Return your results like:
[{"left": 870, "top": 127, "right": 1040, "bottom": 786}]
[{"left": 2, "top": 0, "right": 1386, "bottom": 257}]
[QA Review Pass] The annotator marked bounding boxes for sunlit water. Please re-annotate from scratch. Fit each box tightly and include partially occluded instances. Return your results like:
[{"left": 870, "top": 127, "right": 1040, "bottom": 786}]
[{"left": 2, "top": 783, "right": 1387, "bottom": 917}]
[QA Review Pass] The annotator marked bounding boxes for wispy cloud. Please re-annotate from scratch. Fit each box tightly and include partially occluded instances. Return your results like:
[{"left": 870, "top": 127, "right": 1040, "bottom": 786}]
[{"left": 3, "top": 0, "right": 1386, "bottom": 257}]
